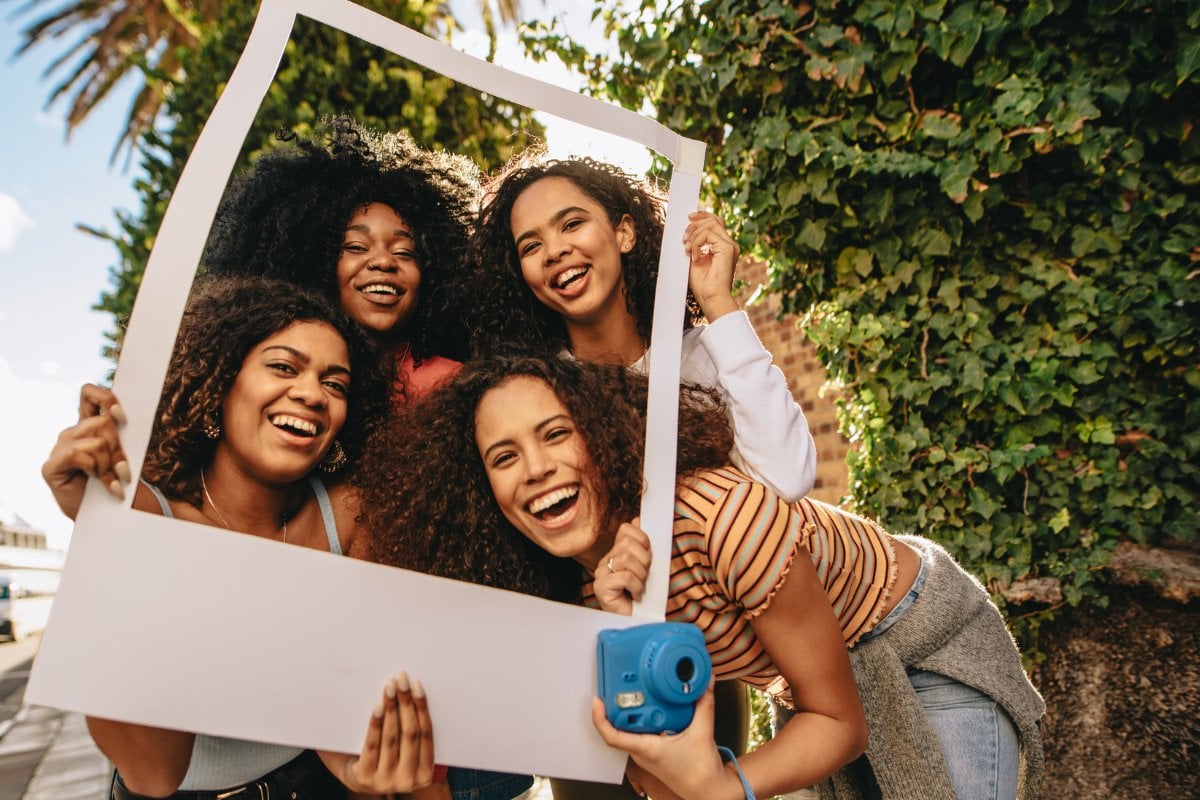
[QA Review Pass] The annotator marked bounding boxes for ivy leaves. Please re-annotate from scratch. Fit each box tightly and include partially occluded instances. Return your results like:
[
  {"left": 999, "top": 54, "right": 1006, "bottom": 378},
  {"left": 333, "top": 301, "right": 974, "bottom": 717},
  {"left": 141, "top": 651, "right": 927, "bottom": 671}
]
[{"left": 530, "top": 0, "right": 1200, "bottom": 638}]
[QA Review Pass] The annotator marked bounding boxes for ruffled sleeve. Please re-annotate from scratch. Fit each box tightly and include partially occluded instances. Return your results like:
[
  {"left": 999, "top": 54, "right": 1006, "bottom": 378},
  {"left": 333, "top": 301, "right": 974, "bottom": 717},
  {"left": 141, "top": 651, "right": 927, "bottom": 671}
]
[{"left": 679, "top": 470, "right": 803, "bottom": 619}]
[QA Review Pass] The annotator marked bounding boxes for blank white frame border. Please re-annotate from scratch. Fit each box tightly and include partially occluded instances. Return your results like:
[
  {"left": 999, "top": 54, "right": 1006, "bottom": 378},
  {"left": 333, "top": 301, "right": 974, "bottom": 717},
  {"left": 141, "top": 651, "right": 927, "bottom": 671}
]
[{"left": 26, "top": 0, "right": 704, "bottom": 783}]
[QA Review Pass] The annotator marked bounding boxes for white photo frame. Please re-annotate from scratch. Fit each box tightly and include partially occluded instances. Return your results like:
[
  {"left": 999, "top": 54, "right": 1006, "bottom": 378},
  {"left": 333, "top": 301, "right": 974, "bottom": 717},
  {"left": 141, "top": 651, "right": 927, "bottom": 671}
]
[{"left": 26, "top": 0, "right": 704, "bottom": 782}]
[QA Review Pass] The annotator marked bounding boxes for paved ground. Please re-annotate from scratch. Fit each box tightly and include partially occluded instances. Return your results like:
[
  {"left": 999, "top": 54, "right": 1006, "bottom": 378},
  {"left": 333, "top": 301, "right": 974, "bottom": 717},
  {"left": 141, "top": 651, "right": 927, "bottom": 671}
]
[{"left": 0, "top": 707, "right": 110, "bottom": 800}]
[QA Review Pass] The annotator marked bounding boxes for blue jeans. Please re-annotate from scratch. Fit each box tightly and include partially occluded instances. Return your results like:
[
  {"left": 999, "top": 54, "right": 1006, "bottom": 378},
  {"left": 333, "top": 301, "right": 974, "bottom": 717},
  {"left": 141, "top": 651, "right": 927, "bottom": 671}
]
[{"left": 905, "top": 668, "right": 1019, "bottom": 800}]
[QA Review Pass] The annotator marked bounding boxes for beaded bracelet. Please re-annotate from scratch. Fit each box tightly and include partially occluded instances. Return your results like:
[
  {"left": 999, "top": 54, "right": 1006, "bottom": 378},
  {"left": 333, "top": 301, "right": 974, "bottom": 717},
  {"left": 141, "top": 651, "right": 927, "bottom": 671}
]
[{"left": 716, "top": 745, "right": 757, "bottom": 800}]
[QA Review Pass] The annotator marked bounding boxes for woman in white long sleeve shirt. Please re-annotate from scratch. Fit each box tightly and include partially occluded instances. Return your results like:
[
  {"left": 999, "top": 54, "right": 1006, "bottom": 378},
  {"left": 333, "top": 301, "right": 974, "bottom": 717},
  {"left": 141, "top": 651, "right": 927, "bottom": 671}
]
[{"left": 464, "top": 155, "right": 816, "bottom": 503}]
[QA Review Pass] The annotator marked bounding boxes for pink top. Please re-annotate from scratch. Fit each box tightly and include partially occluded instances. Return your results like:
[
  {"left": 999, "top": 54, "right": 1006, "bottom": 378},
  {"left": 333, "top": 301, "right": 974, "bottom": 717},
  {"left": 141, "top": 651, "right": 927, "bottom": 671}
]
[{"left": 393, "top": 348, "right": 462, "bottom": 405}]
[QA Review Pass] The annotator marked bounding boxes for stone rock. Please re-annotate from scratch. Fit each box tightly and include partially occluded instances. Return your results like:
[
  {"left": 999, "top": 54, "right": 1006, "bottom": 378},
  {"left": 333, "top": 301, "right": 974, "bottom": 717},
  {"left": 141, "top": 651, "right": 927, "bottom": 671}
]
[{"left": 1035, "top": 585, "right": 1199, "bottom": 798}]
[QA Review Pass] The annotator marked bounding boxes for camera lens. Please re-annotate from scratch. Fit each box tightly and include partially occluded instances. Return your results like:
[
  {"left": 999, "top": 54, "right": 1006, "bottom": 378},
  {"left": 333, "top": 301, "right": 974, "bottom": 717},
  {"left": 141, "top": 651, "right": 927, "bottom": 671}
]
[{"left": 675, "top": 656, "right": 695, "bottom": 682}]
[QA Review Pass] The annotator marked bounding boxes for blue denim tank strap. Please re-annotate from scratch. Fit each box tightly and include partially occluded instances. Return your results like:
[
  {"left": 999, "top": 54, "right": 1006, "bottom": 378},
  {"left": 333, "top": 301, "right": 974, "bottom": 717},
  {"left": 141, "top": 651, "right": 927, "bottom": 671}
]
[
  {"left": 143, "top": 478, "right": 339, "bottom": 556},
  {"left": 140, "top": 480, "right": 173, "bottom": 517},
  {"left": 306, "top": 476, "right": 341, "bottom": 555}
]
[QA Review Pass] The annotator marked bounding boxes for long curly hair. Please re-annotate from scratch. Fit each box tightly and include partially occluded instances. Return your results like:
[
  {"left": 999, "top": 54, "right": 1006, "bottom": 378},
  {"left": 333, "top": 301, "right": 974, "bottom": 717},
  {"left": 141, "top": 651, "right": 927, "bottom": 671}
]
[
  {"left": 357, "top": 355, "right": 732, "bottom": 602},
  {"left": 144, "top": 276, "right": 394, "bottom": 506},
  {"left": 461, "top": 151, "right": 704, "bottom": 358},
  {"left": 203, "top": 116, "right": 479, "bottom": 361}
]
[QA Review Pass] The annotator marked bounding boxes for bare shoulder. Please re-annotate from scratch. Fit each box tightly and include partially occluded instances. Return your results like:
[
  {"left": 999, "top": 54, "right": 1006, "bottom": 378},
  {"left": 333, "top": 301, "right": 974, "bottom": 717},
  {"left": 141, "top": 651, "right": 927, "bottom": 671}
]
[
  {"left": 131, "top": 481, "right": 166, "bottom": 515},
  {"left": 325, "top": 481, "right": 368, "bottom": 558}
]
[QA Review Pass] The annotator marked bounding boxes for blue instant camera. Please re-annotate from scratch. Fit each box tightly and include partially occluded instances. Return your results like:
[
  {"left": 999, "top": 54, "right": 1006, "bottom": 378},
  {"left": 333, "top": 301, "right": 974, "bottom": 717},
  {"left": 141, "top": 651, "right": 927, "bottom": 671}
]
[{"left": 597, "top": 621, "right": 712, "bottom": 734}]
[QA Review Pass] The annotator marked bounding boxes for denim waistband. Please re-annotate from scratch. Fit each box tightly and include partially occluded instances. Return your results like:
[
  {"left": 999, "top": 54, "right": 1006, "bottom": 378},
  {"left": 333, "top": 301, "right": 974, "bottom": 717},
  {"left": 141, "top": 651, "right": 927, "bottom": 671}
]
[{"left": 858, "top": 551, "right": 930, "bottom": 644}]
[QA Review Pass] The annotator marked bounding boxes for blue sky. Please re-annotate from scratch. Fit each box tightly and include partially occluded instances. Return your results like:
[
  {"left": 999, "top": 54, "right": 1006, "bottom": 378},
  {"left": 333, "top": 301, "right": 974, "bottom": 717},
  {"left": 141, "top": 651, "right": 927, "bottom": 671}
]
[
  {"left": 0, "top": 14, "right": 141, "bottom": 550},
  {"left": 0, "top": 3, "right": 646, "bottom": 550}
]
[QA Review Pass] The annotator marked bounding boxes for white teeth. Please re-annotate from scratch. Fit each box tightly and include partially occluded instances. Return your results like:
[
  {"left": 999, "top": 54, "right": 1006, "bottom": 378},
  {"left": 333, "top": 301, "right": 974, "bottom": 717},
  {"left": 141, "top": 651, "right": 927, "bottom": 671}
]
[
  {"left": 527, "top": 485, "right": 579, "bottom": 515},
  {"left": 362, "top": 283, "right": 400, "bottom": 295},
  {"left": 553, "top": 267, "right": 587, "bottom": 289},
  {"left": 271, "top": 415, "right": 318, "bottom": 435}
]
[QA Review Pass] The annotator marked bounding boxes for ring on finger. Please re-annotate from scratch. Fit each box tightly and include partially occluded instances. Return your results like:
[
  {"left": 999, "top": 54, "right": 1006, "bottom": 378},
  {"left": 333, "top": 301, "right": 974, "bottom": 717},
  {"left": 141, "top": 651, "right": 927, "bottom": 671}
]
[{"left": 607, "top": 557, "right": 616, "bottom": 573}]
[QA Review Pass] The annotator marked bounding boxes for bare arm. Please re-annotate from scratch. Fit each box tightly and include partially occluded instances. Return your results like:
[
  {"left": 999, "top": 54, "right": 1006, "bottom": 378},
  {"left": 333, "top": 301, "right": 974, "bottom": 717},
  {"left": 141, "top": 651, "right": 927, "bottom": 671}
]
[
  {"left": 85, "top": 718, "right": 195, "bottom": 796},
  {"left": 731, "top": 547, "right": 868, "bottom": 796},
  {"left": 682, "top": 213, "right": 817, "bottom": 501},
  {"left": 595, "top": 548, "right": 865, "bottom": 800}
]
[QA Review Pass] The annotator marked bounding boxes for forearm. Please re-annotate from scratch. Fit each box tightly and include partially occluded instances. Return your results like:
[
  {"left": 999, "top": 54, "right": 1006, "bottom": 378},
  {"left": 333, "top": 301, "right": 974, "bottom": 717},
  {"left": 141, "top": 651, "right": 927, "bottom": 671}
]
[
  {"left": 733, "top": 710, "right": 867, "bottom": 798},
  {"left": 694, "top": 313, "right": 817, "bottom": 501},
  {"left": 86, "top": 716, "right": 194, "bottom": 796}
]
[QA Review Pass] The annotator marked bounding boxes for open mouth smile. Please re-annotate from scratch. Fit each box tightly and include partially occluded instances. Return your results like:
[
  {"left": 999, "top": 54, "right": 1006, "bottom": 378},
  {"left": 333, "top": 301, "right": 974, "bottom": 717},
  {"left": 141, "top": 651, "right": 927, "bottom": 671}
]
[
  {"left": 551, "top": 266, "right": 589, "bottom": 291},
  {"left": 360, "top": 282, "right": 406, "bottom": 299},
  {"left": 526, "top": 484, "right": 580, "bottom": 523},
  {"left": 270, "top": 414, "right": 320, "bottom": 438}
]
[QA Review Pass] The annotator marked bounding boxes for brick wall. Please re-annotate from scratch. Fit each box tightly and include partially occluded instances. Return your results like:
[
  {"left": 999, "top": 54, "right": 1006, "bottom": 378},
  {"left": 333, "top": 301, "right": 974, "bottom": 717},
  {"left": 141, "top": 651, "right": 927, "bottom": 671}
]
[{"left": 732, "top": 259, "right": 851, "bottom": 505}]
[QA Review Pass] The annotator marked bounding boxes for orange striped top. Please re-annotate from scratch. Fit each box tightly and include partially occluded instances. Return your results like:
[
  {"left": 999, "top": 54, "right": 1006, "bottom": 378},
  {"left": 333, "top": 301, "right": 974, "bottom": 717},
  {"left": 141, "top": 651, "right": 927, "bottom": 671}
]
[{"left": 584, "top": 467, "right": 898, "bottom": 705}]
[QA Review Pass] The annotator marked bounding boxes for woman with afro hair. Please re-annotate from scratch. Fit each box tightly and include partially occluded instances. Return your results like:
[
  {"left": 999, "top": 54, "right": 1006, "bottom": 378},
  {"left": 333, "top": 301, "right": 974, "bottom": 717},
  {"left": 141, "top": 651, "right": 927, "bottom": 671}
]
[{"left": 204, "top": 116, "right": 479, "bottom": 404}]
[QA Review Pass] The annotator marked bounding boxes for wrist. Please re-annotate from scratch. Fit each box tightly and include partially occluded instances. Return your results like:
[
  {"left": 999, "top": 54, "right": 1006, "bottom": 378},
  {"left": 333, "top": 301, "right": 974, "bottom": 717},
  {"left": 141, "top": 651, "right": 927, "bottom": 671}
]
[
  {"left": 338, "top": 756, "right": 369, "bottom": 794},
  {"left": 699, "top": 294, "right": 740, "bottom": 321},
  {"left": 716, "top": 746, "right": 756, "bottom": 800}
]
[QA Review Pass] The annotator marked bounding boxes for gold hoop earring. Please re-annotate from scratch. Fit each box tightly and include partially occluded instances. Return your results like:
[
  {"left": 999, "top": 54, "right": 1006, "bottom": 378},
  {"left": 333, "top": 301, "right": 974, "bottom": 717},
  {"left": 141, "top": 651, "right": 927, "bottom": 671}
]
[{"left": 320, "top": 441, "right": 347, "bottom": 473}]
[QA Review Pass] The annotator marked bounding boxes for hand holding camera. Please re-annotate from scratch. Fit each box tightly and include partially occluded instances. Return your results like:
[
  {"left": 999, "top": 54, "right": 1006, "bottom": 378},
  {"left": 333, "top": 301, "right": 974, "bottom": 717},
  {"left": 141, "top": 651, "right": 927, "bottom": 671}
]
[
  {"left": 597, "top": 622, "right": 712, "bottom": 734},
  {"left": 592, "top": 653, "right": 736, "bottom": 800}
]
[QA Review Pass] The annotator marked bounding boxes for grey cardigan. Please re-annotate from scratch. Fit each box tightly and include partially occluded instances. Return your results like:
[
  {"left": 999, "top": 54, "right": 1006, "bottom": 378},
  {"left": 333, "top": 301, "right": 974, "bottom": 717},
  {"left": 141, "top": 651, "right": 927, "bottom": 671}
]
[{"left": 817, "top": 535, "right": 1045, "bottom": 800}]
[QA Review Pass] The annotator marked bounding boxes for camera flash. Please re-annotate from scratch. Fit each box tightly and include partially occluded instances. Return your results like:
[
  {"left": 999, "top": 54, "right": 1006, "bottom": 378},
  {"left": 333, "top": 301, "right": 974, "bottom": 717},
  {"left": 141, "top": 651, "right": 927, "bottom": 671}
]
[{"left": 615, "top": 691, "right": 646, "bottom": 709}]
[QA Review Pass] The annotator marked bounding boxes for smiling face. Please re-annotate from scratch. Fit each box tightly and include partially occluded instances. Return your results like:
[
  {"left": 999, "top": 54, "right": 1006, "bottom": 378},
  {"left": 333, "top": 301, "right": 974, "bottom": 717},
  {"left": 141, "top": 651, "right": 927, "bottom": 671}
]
[
  {"left": 474, "top": 375, "right": 611, "bottom": 569},
  {"left": 216, "top": 321, "right": 351, "bottom": 486},
  {"left": 509, "top": 177, "right": 637, "bottom": 331},
  {"left": 336, "top": 202, "right": 422, "bottom": 341}
]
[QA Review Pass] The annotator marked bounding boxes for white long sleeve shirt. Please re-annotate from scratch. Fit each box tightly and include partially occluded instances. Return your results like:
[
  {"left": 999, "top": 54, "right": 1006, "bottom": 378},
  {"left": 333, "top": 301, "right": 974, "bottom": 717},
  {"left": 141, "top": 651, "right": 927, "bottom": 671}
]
[{"left": 629, "top": 310, "right": 817, "bottom": 502}]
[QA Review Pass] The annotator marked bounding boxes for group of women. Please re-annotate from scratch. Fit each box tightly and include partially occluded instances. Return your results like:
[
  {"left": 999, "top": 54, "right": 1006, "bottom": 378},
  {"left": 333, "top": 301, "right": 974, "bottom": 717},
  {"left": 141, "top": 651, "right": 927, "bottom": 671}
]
[{"left": 43, "top": 116, "right": 1044, "bottom": 800}]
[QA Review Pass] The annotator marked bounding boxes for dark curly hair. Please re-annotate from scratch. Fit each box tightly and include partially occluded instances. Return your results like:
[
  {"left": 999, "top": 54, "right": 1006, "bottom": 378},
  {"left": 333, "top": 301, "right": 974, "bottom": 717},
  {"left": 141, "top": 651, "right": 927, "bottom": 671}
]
[
  {"left": 461, "top": 151, "right": 704, "bottom": 358},
  {"left": 144, "top": 276, "right": 394, "bottom": 506},
  {"left": 203, "top": 116, "right": 479, "bottom": 362},
  {"left": 357, "top": 355, "right": 732, "bottom": 602}
]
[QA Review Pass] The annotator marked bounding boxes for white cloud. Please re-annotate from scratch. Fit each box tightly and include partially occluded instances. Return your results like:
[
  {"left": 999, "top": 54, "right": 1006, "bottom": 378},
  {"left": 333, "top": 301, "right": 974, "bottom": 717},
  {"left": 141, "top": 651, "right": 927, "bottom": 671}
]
[
  {"left": 0, "top": 355, "right": 80, "bottom": 549},
  {"left": 0, "top": 191, "right": 36, "bottom": 253}
]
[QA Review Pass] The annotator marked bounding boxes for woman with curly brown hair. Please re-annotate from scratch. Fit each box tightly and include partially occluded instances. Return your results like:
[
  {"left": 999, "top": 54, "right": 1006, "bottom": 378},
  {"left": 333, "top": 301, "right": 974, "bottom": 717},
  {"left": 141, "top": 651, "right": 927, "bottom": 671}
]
[
  {"left": 42, "top": 276, "right": 443, "bottom": 800},
  {"left": 358, "top": 355, "right": 734, "bottom": 601},
  {"left": 462, "top": 152, "right": 815, "bottom": 503},
  {"left": 204, "top": 116, "right": 479, "bottom": 402},
  {"left": 361, "top": 355, "right": 1044, "bottom": 800}
]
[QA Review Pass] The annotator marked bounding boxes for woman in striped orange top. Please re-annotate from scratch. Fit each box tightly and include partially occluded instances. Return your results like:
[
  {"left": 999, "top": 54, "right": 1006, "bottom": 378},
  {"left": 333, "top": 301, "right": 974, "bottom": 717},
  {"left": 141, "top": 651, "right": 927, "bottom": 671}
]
[{"left": 362, "top": 355, "right": 1044, "bottom": 800}]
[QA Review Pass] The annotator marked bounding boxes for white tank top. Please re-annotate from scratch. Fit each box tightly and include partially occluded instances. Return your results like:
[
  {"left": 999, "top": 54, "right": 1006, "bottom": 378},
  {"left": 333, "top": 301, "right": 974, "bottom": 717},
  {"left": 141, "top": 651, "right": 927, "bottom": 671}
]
[{"left": 141, "top": 477, "right": 340, "bottom": 789}]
